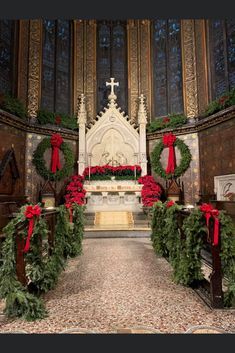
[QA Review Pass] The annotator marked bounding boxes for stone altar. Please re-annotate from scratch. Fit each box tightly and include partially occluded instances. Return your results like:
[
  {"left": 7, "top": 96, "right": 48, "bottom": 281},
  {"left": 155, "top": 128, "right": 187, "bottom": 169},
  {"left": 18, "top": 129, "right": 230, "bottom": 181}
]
[{"left": 84, "top": 180, "right": 143, "bottom": 212}]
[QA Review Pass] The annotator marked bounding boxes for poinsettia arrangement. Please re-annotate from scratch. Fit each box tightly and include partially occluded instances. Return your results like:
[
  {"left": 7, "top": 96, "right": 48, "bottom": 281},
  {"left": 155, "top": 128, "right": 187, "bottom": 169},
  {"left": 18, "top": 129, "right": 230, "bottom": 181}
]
[
  {"left": 83, "top": 165, "right": 142, "bottom": 180},
  {"left": 64, "top": 175, "right": 86, "bottom": 208},
  {"left": 138, "top": 175, "right": 162, "bottom": 207}
]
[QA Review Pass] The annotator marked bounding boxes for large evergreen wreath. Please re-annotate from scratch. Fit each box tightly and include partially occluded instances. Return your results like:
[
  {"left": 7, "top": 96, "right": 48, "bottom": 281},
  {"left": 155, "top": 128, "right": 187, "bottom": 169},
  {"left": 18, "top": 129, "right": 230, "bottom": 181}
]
[
  {"left": 32, "top": 136, "right": 74, "bottom": 181},
  {"left": 151, "top": 137, "right": 192, "bottom": 179}
]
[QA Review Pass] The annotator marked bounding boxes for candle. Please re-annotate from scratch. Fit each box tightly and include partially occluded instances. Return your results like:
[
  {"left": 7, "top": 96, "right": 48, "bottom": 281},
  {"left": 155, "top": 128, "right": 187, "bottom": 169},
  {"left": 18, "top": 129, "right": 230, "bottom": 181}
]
[{"left": 134, "top": 165, "right": 136, "bottom": 183}]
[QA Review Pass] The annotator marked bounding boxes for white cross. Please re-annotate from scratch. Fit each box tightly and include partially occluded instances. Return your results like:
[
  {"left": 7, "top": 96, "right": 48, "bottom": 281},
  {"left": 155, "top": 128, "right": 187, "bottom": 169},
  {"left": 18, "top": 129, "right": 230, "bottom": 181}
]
[{"left": 106, "top": 78, "right": 119, "bottom": 96}]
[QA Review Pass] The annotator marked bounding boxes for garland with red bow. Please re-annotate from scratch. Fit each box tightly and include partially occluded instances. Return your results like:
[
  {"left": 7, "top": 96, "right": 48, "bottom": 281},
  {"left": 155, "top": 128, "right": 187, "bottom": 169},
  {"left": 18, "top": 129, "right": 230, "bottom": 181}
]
[
  {"left": 151, "top": 133, "right": 192, "bottom": 179},
  {"left": 24, "top": 205, "right": 42, "bottom": 253},
  {"left": 200, "top": 203, "right": 220, "bottom": 246}
]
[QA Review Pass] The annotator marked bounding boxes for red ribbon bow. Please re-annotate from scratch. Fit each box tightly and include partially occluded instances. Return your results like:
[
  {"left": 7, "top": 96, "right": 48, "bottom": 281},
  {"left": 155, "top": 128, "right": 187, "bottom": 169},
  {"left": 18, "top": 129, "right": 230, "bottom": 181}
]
[
  {"left": 162, "top": 133, "right": 176, "bottom": 174},
  {"left": 200, "top": 203, "right": 220, "bottom": 246},
  {"left": 166, "top": 200, "right": 175, "bottom": 208},
  {"left": 24, "top": 205, "right": 41, "bottom": 253},
  {"left": 50, "top": 133, "right": 63, "bottom": 173}
]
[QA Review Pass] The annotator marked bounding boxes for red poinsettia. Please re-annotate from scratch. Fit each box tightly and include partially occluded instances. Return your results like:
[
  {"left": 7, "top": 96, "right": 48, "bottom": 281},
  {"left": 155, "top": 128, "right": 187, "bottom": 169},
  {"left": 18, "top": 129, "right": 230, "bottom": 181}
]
[
  {"left": 138, "top": 175, "right": 162, "bottom": 207},
  {"left": 83, "top": 165, "right": 142, "bottom": 179},
  {"left": 64, "top": 174, "right": 86, "bottom": 207}
]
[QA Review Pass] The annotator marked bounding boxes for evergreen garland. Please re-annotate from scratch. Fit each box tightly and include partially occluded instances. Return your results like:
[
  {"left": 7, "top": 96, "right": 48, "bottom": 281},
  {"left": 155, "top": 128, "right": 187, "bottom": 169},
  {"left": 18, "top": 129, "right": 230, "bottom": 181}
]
[
  {"left": 219, "top": 212, "right": 235, "bottom": 306},
  {"left": 164, "top": 204, "right": 182, "bottom": 268},
  {"left": 147, "top": 113, "right": 187, "bottom": 133},
  {"left": 151, "top": 201, "right": 168, "bottom": 257},
  {"left": 151, "top": 137, "right": 192, "bottom": 179},
  {"left": 0, "top": 204, "right": 84, "bottom": 320},
  {"left": 175, "top": 209, "right": 205, "bottom": 286},
  {"left": 32, "top": 137, "right": 74, "bottom": 181},
  {"left": 151, "top": 204, "right": 235, "bottom": 307}
]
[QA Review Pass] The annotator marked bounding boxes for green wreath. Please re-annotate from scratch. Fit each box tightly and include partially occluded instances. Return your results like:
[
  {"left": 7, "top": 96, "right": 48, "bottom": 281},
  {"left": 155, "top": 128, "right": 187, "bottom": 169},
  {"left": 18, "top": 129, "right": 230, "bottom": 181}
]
[
  {"left": 32, "top": 137, "right": 74, "bottom": 181},
  {"left": 151, "top": 137, "right": 192, "bottom": 179}
]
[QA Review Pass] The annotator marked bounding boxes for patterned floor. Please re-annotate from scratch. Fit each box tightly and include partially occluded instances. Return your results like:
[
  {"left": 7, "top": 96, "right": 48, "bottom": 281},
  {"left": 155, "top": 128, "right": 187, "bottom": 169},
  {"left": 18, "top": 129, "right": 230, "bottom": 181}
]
[{"left": 0, "top": 237, "right": 234, "bottom": 334}]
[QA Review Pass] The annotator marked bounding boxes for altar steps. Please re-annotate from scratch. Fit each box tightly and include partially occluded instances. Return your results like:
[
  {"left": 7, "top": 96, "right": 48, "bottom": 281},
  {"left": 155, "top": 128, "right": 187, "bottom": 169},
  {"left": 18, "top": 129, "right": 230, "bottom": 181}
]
[{"left": 84, "top": 211, "right": 150, "bottom": 231}]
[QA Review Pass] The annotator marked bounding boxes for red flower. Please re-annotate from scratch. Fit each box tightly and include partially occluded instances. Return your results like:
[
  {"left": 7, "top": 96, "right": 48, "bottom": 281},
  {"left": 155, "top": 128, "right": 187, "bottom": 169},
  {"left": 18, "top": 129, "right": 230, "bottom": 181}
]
[
  {"left": 55, "top": 115, "right": 62, "bottom": 125},
  {"left": 138, "top": 174, "right": 162, "bottom": 207}
]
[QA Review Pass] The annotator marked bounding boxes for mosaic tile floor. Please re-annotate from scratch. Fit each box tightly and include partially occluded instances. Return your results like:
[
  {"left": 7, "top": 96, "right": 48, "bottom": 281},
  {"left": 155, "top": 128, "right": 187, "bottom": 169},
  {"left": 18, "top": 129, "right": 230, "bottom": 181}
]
[{"left": 0, "top": 238, "right": 234, "bottom": 334}]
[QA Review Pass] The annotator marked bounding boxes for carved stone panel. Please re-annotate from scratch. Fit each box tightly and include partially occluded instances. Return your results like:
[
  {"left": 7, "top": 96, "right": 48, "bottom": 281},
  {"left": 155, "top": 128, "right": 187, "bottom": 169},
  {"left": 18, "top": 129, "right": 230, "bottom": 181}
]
[
  {"left": 139, "top": 20, "right": 151, "bottom": 120},
  {"left": 74, "top": 20, "right": 84, "bottom": 114},
  {"left": 194, "top": 19, "right": 209, "bottom": 114},
  {"left": 27, "top": 20, "right": 42, "bottom": 119},
  {"left": 181, "top": 20, "right": 199, "bottom": 118},
  {"left": 84, "top": 20, "right": 96, "bottom": 121},
  {"left": 18, "top": 20, "right": 30, "bottom": 106}
]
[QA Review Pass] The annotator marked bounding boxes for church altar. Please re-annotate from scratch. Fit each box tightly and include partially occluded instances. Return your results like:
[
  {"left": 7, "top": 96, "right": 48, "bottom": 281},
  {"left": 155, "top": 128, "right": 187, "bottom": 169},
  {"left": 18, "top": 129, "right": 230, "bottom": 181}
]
[
  {"left": 77, "top": 77, "right": 148, "bottom": 214},
  {"left": 84, "top": 180, "right": 143, "bottom": 212}
]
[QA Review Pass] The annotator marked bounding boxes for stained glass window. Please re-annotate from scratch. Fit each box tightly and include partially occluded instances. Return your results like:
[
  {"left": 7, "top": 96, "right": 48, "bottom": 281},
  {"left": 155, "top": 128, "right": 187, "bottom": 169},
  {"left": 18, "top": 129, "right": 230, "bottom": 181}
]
[
  {"left": 152, "top": 19, "right": 183, "bottom": 118},
  {"left": 0, "top": 20, "right": 17, "bottom": 95},
  {"left": 41, "top": 20, "right": 72, "bottom": 114},
  {"left": 209, "top": 19, "right": 235, "bottom": 99},
  {"left": 97, "top": 20, "right": 127, "bottom": 113}
]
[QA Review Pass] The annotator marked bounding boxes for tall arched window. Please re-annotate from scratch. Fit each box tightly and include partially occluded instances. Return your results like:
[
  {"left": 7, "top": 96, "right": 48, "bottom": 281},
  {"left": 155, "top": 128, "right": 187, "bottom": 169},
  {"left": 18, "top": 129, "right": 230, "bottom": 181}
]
[
  {"left": 41, "top": 20, "right": 72, "bottom": 114},
  {"left": 152, "top": 19, "right": 183, "bottom": 118},
  {"left": 0, "top": 20, "right": 18, "bottom": 95},
  {"left": 97, "top": 20, "right": 128, "bottom": 113},
  {"left": 208, "top": 19, "right": 235, "bottom": 99}
]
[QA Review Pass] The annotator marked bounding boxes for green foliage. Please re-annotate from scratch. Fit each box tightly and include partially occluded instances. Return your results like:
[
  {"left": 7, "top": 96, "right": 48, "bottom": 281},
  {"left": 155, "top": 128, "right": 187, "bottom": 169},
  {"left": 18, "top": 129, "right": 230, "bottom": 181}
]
[
  {"left": 147, "top": 114, "right": 187, "bottom": 133},
  {"left": 0, "top": 93, "right": 27, "bottom": 119},
  {"left": 151, "top": 204, "right": 235, "bottom": 307},
  {"left": 32, "top": 137, "right": 75, "bottom": 181},
  {"left": 37, "top": 109, "right": 78, "bottom": 130},
  {"left": 151, "top": 202, "right": 168, "bottom": 257},
  {"left": 151, "top": 137, "right": 192, "bottom": 180},
  {"left": 219, "top": 212, "right": 235, "bottom": 306},
  {"left": 203, "top": 88, "right": 235, "bottom": 117},
  {"left": 175, "top": 209, "right": 205, "bottom": 286},
  {"left": 0, "top": 204, "right": 84, "bottom": 321}
]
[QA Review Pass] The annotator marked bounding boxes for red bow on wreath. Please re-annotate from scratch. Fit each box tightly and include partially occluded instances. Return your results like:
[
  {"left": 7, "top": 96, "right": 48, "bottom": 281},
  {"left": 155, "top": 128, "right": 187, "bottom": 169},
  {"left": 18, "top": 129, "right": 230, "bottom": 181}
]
[
  {"left": 162, "top": 133, "right": 176, "bottom": 174},
  {"left": 24, "top": 205, "right": 41, "bottom": 253},
  {"left": 51, "top": 133, "right": 63, "bottom": 173},
  {"left": 200, "top": 203, "right": 220, "bottom": 246}
]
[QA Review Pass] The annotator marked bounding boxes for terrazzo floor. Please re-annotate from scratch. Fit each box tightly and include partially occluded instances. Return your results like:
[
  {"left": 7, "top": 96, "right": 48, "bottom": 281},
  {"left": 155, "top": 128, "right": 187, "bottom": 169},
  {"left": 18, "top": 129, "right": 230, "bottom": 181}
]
[{"left": 0, "top": 237, "right": 235, "bottom": 334}]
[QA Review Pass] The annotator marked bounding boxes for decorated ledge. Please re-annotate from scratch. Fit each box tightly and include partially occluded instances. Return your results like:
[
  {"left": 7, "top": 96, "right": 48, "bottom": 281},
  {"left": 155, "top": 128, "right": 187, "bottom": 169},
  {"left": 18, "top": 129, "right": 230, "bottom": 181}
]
[
  {"left": 0, "top": 109, "right": 78, "bottom": 141},
  {"left": 147, "top": 105, "right": 235, "bottom": 140}
]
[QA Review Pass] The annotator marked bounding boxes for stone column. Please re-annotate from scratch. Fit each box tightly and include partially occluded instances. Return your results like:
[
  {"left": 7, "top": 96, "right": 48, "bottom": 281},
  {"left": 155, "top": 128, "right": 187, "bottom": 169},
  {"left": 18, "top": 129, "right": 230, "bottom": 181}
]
[
  {"left": 77, "top": 94, "right": 87, "bottom": 175},
  {"left": 138, "top": 94, "right": 148, "bottom": 176}
]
